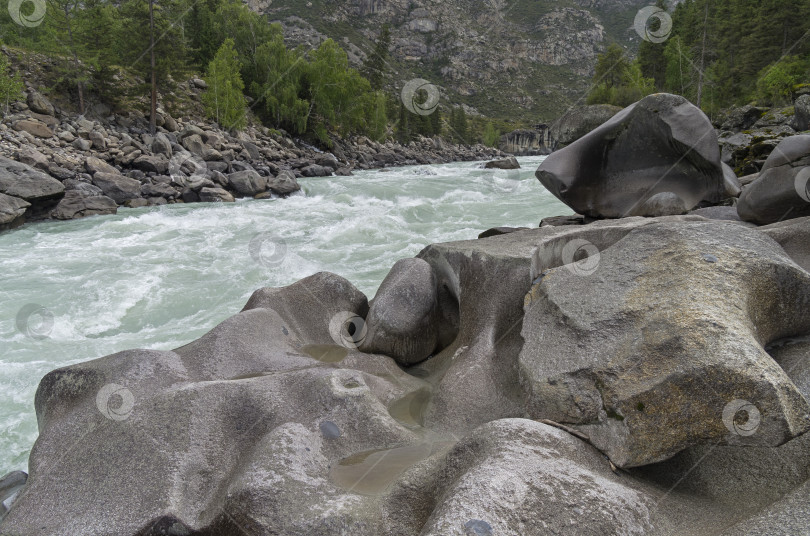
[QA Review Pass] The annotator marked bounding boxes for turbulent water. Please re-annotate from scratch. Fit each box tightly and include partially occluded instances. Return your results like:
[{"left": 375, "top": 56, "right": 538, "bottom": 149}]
[{"left": 0, "top": 155, "right": 565, "bottom": 476}]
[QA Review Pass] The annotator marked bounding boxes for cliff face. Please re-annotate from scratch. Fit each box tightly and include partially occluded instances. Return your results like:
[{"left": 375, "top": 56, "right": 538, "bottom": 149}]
[{"left": 255, "top": 0, "right": 652, "bottom": 122}]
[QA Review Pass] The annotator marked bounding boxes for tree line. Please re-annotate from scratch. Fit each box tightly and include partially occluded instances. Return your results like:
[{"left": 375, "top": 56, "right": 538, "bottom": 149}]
[
  {"left": 0, "top": 0, "right": 504, "bottom": 147},
  {"left": 588, "top": 0, "right": 810, "bottom": 113}
]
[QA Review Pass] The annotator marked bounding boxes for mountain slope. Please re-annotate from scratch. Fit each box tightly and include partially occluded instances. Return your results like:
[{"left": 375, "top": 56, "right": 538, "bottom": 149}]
[{"left": 251, "top": 0, "right": 654, "bottom": 122}]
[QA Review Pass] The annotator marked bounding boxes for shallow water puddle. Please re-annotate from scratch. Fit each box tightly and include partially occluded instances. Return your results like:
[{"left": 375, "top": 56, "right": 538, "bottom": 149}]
[
  {"left": 388, "top": 387, "right": 432, "bottom": 428},
  {"left": 330, "top": 439, "right": 454, "bottom": 495},
  {"left": 301, "top": 344, "right": 348, "bottom": 363}
]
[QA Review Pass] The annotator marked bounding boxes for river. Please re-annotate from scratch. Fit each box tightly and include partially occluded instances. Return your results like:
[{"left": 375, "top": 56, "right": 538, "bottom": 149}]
[{"left": 0, "top": 155, "right": 566, "bottom": 476}]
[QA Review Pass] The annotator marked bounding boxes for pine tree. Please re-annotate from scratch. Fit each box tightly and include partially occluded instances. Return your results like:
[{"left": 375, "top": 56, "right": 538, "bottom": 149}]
[
  {"left": 202, "top": 38, "right": 247, "bottom": 130},
  {"left": 362, "top": 24, "right": 391, "bottom": 91},
  {"left": 483, "top": 121, "right": 499, "bottom": 147}
]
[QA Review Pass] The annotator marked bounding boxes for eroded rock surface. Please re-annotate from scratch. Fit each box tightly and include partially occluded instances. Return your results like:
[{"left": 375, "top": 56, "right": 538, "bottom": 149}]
[{"left": 3, "top": 217, "right": 810, "bottom": 535}]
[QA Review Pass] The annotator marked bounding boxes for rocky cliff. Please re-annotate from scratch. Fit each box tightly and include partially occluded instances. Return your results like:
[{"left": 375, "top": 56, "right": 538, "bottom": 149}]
[{"left": 258, "top": 0, "right": 653, "bottom": 122}]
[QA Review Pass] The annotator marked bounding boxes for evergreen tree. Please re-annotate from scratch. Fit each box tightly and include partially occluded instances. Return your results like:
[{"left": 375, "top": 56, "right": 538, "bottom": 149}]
[
  {"left": 482, "top": 121, "right": 499, "bottom": 147},
  {"left": 202, "top": 38, "right": 247, "bottom": 130},
  {"left": 362, "top": 24, "right": 391, "bottom": 91}
]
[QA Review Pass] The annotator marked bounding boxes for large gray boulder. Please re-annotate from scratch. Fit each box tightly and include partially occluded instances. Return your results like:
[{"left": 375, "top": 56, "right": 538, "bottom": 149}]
[
  {"left": 483, "top": 156, "right": 520, "bottom": 170},
  {"left": 737, "top": 135, "right": 810, "bottom": 224},
  {"left": 359, "top": 258, "right": 443, "bottom": 366},
  {"left": 537, "top": 94, "right": 732, "bottom": 218},
  {"left": 794, "top": 94, "right": 810, "bottom": 132},
  {"left": 267, "top": 170, "right": 301, "bottom": 196},
  {"left": 198, "top": 186, "right": 234, "bottom": 202},
  {"left": 549, "top": 103, "right": 622, "bottom": 147},
  {"left": 91, "top": 172, "right": 142, "bottom": 204},
  {"left": 519, "top": 219, "right": 810, "bottom": 467},
  {"left": 0, "top": 192, "right": 30, "bottom": 229},
  {"left": 227, "top": 169, "right": 267, "bottom": 197},
  {"left": 0, "top": 157, "right": 64, "bottom": 218},
  {"left": 51, "top": 191, "right": 117, "bottom": 220},
  {"left": 26, "top": 91, "right": 54, "bottom": 116}
]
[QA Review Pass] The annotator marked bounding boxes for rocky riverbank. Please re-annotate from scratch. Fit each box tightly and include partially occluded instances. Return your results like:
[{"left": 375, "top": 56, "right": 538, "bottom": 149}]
[
  {"left": 0, "top": 87, "right": 505, "bottom": 232},
  {"left": 2, "top": 93, "right": 809, "bottom": 534}
]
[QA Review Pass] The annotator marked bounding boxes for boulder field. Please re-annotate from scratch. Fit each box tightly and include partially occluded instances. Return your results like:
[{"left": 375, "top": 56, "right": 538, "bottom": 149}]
[{"left": 3, "top": 93, "right": 810, "bottom": 534}]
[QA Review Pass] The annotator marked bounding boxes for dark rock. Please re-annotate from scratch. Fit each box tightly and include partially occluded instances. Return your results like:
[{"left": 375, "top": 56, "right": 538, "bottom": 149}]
[
  {"left": 51, "top": 191, "right": 118, "bottom": 220},
  {"left": 315, "top": 153, "right": 339, "bottom": 170},
  {"left": 26, "top": 91, "right": 54, "bottom": 116},
  {"left": 301, "top": 164, "right": 333, "bottom": 177},
  {"left": 13, "top": 119, "right": 53, "bottom": 138},
  {"left": 0, "top": 192, "right": 30, "bottom": 229},
  {"left": 737, "top": 135, "right": 810, "bottom": 224},
  {"left": 794, "top": 94, "right": 810, "bottom": 132},
  {"left": 198, "top": 187, "right": 235, "bottom": 202},
  {"left": 477, "top": 226, "right": 530, "bottom": 238},
  {"left": 15, "top": 146, "right": 48, "bottom": 170},
  {"left": 0, "top": 157, "right": 64, "bottom": 218},
  {"left": 334, "top": 167, "right": 354, "bottom": 176},
  {"left": 140, "top": 182, "right": 177, "bottom": 199},
  {"left": 46, "top": 164, "right": 74, "bottom": 181},
  {"left": 689, "top": 206, "right": 749, "bottom": 223},
  {"left": 228, "top": 170, "right": 267, "bottom": 197},
  {"left": 537, "top": 94, "right": 730, "bottom": 218},
  {"left": 359, "top": 258, "right": 443, "bottom": 366},
  {"left": 72, "top": 138, "right": 92, "bottom": 151},
  {"left": 132, "top": 155, "right": 169, "bottom": 174},
  {"left": 91, "top": 172, "right": 142, "bottom": 204},
  {"left": 539, "top": 214, "right": 586, "bottom": 227},
  {"left": 84, "top": 156, "right": 117, "bottom": 176},
  {"left": 484, "top": 156, "right": 520, "bottom": 170},
  {"left": 266, "top": 170, "right": 300, "bottom": 196},
  {"left": 716, "top": 104, "right": 766, "bottom": 131},
  {"left": 63, "top": 180, "right": 103, "bottom": 196}
]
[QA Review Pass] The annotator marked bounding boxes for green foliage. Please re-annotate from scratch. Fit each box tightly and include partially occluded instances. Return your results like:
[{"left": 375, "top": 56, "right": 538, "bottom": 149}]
[
  {"left": 638, "top": 0, "right": 810, "bottom": 110},
  {"left": 756, "top": 63, "right": 797, "bottom": 106},
  {"left": 0, "top": 54, "right": 24, "bottom": 114},
  {"left": 361, "top": 24, "right": 391, "bottom": 91},
  {"left": 482, "top": 121, "right": 499, "bottom": 148},
  {"left": 587, "top": 44, "right": 655, "bottom": 106},
  {"left": 448, "top": 106, "right": 469, "bottom": 144},
  {"left": 202, "top": 39, "right": 247, "bottom": 130}
]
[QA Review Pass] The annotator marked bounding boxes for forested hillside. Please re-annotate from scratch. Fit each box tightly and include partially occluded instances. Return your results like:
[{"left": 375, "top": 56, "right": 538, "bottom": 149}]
[{"left": 588, "top": 0, "right": 810, "bottom": 113}]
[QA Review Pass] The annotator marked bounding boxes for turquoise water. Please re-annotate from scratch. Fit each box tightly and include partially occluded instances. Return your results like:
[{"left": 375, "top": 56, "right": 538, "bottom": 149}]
[{"left": 0, "top": 155, "right": 565, "bottom": 476}]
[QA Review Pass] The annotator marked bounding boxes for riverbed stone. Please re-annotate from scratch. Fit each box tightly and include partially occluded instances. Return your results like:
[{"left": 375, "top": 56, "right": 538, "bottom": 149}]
[
  {"left": 51, "top": 191, "right": 118, "bottom": 220},
  {"left": 537, "top": 93, "right": 731, "bottom": 218},
  {"left": 91, "top": 172, "right": 141, "bottom": 204},
  {"left": 359, "top": 258, "right": 442, "bottom": 366},
  {"left": 267, "top": 170, "right": 300, "bottom": 196},
  {"left": 13, "top": 119, "right": 53, "bottom": 138},
  {"left": 198, "top": 186, "right": 234, "bottom": 203},
  {"left": 227, "top": 169, "right": 267, "bottom": 197},
  {"left": 0, "top": 192, "right": 30, "bottom": 229},
  {"left": 0, "top": 157, "right": 64, "bottom": 217},
  {"left": 484, "top": 156, "right": 520, "bottom": 170},
  {"left": 737, "top": 134, "right": 810, "bottom": 224}
]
